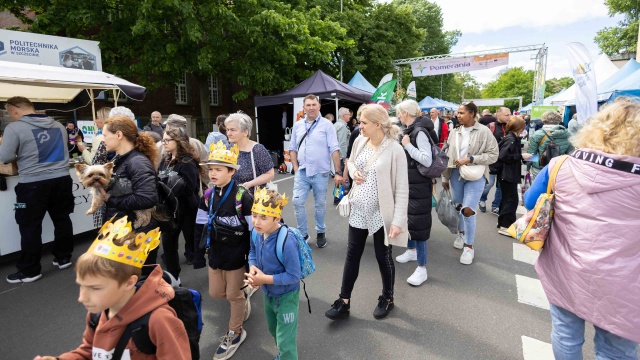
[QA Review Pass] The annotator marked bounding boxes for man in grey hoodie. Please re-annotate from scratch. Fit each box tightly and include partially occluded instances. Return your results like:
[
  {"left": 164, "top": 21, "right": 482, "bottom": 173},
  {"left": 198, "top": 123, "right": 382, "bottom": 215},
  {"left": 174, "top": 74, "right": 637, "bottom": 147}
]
[{"left": 0, "top": 97, "right": 74, "bottom": 283}]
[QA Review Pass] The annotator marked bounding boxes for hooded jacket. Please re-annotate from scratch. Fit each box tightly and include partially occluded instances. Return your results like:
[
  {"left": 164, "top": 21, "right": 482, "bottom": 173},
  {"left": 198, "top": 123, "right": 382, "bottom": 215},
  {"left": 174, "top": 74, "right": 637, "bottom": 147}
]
[
  {"left": 58, "top": 265, "right": 191, "bottom": 360},
  {"left": 525, "top": 151, "right": 640, "bottom": 343},
  {"left": 0, "top": 114, "right": 69, "bottom": 183},
  {"left": 527, "top": 125, "right": 574, "bottom": 170}
]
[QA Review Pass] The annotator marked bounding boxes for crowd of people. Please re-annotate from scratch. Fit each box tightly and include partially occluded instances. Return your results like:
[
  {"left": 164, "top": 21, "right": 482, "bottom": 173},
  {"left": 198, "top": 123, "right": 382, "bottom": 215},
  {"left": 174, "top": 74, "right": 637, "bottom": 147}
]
[{"left": 1, "top": 93, "right": 638, "bottom": 360}]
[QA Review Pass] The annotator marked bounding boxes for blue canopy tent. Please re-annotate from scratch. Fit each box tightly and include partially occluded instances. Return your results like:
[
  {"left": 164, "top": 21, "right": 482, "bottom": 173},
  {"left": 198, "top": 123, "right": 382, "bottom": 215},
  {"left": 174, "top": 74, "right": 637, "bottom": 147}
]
[
  {"left": 347, "top": 71, "right": 377, "bottom": 93},
  {"left": 598, "top": 59, "right": 640, "bottom": 94},
  {"left": 418, "top": 96, "right": 448, "bottom": 111}
]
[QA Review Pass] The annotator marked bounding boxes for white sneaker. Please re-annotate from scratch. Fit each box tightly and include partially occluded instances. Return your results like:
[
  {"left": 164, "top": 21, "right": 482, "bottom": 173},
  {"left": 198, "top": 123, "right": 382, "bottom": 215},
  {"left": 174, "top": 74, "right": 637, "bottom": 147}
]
[
  {"left": 213, "top": 329, "right": 247, "bottom": 360},
  {"left": 395, "top": 249, "right": 418, "bottom": 263},
  {"left": 498, "top": 227, "right": 511, "bottom": 237},
  {"left": 453, "top": 233, "right": 465, "bottom": 249},
  {"left": 460, "top": 247, "right": 475, "bottom": 265},
  {"left": 407, "top": 267, "right": 428, "bottom": 286}
]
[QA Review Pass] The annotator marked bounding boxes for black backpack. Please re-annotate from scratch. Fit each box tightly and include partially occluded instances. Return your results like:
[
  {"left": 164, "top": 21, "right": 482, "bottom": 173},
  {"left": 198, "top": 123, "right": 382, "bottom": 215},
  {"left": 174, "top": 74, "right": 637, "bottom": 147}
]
[
  {"left": 154, "top": 177, "right": 180, "bottom": 232},
  {"left": 88, "top": 266, "right": 203, "bottom": 360},
  {"left": 539, "top": 129, "right": 560, "bottom": 167}
]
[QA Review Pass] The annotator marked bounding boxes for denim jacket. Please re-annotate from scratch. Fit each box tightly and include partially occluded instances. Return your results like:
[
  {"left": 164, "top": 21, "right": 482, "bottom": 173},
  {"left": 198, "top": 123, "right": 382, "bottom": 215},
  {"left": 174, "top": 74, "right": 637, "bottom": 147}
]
[{"left": 248, "top": 226, "right": 300, "bottom": 298}]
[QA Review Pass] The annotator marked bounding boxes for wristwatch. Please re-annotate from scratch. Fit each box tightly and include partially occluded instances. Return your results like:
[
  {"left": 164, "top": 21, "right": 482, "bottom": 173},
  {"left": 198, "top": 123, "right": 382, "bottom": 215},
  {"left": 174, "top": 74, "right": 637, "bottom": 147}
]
[
  {"left": 335, "top": 170, "right": 343, "bottom": 176},
  {"left": 469, "top": 156, "right": 475, "bottom": 163}
]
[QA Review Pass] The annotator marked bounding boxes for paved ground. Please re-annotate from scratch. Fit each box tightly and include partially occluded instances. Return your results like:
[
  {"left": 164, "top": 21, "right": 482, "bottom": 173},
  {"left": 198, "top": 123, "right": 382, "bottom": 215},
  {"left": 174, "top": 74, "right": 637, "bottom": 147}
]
[{"left": 0, "top": 173, "right": 597, "bottom": 360}]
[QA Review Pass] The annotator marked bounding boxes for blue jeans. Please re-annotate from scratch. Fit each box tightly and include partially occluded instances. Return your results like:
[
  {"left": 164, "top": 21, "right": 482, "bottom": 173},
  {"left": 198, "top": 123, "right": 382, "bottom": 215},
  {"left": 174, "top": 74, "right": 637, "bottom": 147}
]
[
  {"left": 449, "top": 168, "right": 485, "bottom": 246},
  {"left": 407, "top": 240, "right": 427, "bottom": 266},
  {"left": 293, "top": 168, "right": 329, "bottom": 237},
  {"left": 480, "top": 173, "right": 502, "bottom": 209},
  {"left": 550, "top": 304, "right": 639, "bottom": 360}
]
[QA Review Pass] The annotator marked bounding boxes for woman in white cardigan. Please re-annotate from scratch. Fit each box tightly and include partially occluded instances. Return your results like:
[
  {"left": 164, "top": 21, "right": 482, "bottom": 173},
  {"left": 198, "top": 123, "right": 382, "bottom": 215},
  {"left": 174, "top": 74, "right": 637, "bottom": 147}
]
[{"left": 325, "top": 104, "right": 409, "bottom": 321}]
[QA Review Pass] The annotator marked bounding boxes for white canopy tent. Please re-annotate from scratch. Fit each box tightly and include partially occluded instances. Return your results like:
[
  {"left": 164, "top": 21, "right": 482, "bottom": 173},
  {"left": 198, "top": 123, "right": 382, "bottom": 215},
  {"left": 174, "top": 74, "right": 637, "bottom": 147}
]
[{"left": 0, "top": 60, "right": 146, "bottom": 119}]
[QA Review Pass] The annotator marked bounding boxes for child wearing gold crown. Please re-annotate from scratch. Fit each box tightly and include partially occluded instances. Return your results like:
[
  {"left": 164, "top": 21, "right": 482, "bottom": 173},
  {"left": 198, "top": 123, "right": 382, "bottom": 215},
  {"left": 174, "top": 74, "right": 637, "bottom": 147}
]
[
  {"left": 246, "top": 188, "right": 302, "bottom": 360},
  {"left": 33, "top": 216, "right": 191, "bottom": 360},
  {"left": 193, "top": 141, "right": 254, "bottom": 360}
]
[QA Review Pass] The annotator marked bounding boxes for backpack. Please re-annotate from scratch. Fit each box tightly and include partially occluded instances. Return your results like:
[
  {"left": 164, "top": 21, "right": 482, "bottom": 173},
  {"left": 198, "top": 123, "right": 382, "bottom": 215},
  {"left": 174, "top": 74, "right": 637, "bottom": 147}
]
[
  {"left": 251, "top": 224, "right": 316, "bottom": 312},
  {"left": 538, "top": 130, "right": 560, "bottom": 167},
  {"left": 198, "top": 184, "right": 247, "bottom": 250},
  {"left": 154, "top": 178, "right": 180, "bottom": 233},
  {"left": 88, "top": 267, "right": 203, "bottom": 360}
]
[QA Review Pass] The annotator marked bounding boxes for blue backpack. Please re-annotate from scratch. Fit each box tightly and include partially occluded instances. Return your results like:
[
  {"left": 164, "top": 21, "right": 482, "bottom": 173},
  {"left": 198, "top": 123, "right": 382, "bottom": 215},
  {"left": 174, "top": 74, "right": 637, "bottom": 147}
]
[{"left": 251, "top": 224, "right": 316, "bottom": 312}]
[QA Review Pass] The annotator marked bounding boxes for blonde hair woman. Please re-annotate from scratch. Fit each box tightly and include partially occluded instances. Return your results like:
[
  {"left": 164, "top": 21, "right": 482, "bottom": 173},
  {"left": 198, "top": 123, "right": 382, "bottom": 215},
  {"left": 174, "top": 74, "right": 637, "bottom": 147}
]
[
  {"left": 325, "top": 104, "right": 409, "bottom": 321},
  {"left": 78, "top": 107, "right": 111, "bottom": 165},
  {"left": 524, "top": 98, "right": 640, "bottom": 358}
]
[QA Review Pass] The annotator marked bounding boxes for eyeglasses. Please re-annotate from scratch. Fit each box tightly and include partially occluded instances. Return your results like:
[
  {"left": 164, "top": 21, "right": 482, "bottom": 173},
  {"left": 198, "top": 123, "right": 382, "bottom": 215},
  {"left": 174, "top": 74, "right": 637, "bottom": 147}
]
[{"left": 161, "top": 138, "right": 175, "bottom": 144}]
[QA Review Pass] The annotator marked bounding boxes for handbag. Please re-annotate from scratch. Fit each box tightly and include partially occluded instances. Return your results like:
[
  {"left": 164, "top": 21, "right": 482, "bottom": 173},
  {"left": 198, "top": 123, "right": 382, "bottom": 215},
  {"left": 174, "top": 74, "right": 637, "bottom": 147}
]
[
  {"left": 413, "top": 127, "right": 449, "bottom": 178},
  {"left": 456, "top": 129, "right": 485, "bottom": 181},
  {"left": 337, "top": 138, "right": 390, "bottom": 218},
  {"left": 507, "top": 155, "right": 569, "bottom": 250},
  {"left": 250, "top": 145, "right": 277, "bottom": 192}
]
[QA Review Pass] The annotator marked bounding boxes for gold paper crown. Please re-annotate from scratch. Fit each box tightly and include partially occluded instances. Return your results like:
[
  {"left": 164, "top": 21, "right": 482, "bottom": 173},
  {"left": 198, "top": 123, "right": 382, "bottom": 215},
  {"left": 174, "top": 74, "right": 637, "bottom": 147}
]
[
  {"left": 206, "top": 141, "right": 239, "bottom": 166},
  {"left": 87, "top": 216, "right": 161, "bottom": 268},
  {"left": 251, "top": 187, "right": 288, "bottom": 218}
]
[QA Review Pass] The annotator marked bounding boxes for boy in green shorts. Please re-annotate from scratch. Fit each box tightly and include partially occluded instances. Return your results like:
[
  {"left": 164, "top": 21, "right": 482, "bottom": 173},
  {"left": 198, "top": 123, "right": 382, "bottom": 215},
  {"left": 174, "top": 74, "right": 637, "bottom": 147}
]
[{"left": 246, "top": 188, "right": 301, "bottom": 360}]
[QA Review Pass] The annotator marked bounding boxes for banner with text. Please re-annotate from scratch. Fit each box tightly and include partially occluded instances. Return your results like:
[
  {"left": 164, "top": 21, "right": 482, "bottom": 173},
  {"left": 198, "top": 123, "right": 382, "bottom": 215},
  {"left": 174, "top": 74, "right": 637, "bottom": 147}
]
[
  {"left": 566, "top": 42, "right": 597, "bottom": 124},
  {"left": 77, "top": 120, "right": 96, "bottom": 143},
  {"left": 464, "top": 98, "right": 505, "bottom": 107},
  {"left": 531, "top": 106, "right": 560, "bottom": 119},
  {"left": 0, "top": 29, "right": 102, "bottom": 71},
  {"left": 411, "top": 53, "right": 508, "bottom": 77}
]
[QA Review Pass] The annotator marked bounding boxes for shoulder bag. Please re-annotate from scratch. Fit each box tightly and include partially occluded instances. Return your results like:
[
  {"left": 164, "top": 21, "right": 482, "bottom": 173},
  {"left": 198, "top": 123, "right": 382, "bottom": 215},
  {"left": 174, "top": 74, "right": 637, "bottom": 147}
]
[
  {"left": 507, "top": 155, "right": 569, "bottom": 250},
  {"left": 456, "top": 128, "right": 485, "bottom": 181},
  {"left": 413, "top": 127, "right": 449, "bottom": 178}
]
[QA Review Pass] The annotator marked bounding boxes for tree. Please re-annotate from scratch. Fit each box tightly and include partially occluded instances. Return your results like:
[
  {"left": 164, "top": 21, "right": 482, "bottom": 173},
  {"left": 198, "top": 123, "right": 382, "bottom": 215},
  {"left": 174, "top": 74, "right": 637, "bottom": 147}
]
[
  {"left": 443, "top": 73, "right": 482, "bottom": 103},
  {"left": 4, "top": 1, "right": 345, "bottom": 120},
  {"left": 482, "top": 67, "right": 534, "bottom": 110},
  {"left": 595, "top": 0, "right": 639, "bottom": 55},
  {"left": 544, "top": 77, "right": 574, "bottom": 97}
]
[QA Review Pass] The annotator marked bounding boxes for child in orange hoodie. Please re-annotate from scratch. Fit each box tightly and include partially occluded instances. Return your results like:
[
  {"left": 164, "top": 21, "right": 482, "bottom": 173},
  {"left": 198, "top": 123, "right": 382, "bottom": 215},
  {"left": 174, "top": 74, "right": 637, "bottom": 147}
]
[{"left": 33, "top": 216, "right": 191, "bottom": 360}]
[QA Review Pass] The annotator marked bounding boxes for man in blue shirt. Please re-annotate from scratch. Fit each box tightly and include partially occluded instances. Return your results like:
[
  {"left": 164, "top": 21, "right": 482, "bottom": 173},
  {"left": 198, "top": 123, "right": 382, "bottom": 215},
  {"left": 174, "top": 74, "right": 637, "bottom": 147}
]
[{"left": 289, "top": 94, "right": 342, "bottom": 248}]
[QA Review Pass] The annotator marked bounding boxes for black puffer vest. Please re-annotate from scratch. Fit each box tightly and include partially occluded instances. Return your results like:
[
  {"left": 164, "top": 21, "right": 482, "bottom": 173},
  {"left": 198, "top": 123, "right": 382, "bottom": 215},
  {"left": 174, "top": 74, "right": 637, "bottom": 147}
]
[{"left": 403, "top": 116, "right": 438, "bottom": 240}]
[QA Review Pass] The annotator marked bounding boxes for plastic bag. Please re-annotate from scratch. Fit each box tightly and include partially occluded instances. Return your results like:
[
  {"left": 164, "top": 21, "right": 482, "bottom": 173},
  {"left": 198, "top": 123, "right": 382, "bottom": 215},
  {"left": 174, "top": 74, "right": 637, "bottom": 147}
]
[{"left": 436, "top": 189, "right": 459, "bottom": 234}]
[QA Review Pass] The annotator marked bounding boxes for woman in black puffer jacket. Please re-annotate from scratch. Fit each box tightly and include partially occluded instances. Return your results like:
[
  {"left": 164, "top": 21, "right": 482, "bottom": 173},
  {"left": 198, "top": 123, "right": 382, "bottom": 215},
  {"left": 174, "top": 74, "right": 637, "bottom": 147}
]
[
  {"left": 101, "top": 116, "right": 160, "bottom": 263},
  {"left": 496, "top": 116, "right": 531, "bottom": 236},
  {"left": 394, "top": 100, "right": 438, "bottom": 287}
]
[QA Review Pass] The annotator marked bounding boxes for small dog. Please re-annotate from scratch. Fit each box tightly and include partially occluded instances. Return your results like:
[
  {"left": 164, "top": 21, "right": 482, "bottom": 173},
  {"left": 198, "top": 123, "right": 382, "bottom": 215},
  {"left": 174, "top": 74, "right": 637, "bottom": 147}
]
[{"left": 74, "top": 162, "right": 152, "bottom": 228}]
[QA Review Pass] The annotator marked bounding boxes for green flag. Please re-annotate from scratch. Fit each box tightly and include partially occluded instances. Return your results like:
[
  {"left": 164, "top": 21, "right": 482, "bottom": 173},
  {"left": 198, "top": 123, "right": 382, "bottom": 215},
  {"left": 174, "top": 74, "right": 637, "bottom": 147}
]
[{"left": 370, "top": 79, "right": 397, "bottom": 109}]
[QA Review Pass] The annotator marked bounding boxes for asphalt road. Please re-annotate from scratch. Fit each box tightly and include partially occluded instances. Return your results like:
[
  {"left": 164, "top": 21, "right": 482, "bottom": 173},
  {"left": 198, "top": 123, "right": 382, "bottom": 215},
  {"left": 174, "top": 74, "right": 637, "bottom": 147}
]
[{"left": 0, "top": 173, "right": 597, "bottom": 360}]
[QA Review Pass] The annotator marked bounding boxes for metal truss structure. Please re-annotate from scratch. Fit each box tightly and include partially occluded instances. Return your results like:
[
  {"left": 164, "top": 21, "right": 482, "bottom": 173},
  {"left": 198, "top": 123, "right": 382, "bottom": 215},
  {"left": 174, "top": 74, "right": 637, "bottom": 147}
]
[{"left": 392, "top": 44, "right": 549, "bottom": 106}]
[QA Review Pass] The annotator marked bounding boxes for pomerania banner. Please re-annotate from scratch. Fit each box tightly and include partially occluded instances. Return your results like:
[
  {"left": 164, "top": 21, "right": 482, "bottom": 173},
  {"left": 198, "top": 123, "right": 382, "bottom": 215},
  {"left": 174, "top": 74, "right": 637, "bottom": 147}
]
[
  {"left": 411, "top": 53, "right": 509, "bottom": 77},
  {"left": 0, "top": 29, "right": 101, "bottom": 71}
]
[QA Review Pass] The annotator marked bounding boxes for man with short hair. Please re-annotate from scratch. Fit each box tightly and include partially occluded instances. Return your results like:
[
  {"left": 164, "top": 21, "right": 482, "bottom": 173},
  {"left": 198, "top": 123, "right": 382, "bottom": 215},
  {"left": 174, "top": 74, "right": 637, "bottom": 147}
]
[
  {"left": 429, "top": 108, "right": 450, "bottom": 148},
  {"left": 479, "top": 106, "right": 510, "bottom": 214},
  {"left": 333, "top": 107, "right": 351, "bottom": 205},
  {"left": 479, "top": 109, "right": 497, "bottom": 126},
  {"left": 289, "top": 94, "right": 342, "bottom": 248},
  {"left": 143, "top": 111, "right": 165, "bottom": 139},
  {"left": 0, "top": 97, "right": 75, "bottom": 283}
]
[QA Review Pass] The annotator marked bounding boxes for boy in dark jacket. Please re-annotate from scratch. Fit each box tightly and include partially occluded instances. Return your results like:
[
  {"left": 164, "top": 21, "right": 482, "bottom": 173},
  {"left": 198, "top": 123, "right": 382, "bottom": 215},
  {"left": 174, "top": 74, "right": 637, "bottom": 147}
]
[
  {"left": 193, "top": 141, "right": 253, "bottom": 360},
  {"left": 246, "top": 189, "right": 301, "bottom": 360}
]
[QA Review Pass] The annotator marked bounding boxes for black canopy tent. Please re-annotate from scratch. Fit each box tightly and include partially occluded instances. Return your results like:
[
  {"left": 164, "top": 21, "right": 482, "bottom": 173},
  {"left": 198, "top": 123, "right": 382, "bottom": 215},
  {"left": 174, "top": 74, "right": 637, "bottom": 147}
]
[{"left": 253, "top": 70, "right": 372, "bottom": 151}]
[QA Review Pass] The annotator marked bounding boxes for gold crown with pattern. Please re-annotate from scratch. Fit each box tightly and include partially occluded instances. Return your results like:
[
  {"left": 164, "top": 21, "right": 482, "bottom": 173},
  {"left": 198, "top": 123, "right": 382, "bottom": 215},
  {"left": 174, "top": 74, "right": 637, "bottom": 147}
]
[
  {"left": 204, "top": 141, "right": 239, "bottom": 167},
  {"left": 87, "top": 216, "right": 161, "bottom": 268},
  {"left": 251, "top": 187, "right": 288, "bottom": 218}
]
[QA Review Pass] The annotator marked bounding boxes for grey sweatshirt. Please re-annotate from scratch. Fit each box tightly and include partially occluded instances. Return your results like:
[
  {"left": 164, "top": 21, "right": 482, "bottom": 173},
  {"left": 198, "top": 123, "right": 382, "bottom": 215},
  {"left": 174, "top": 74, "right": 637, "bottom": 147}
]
[{"left": 0, "top": 114, "right": 70, "bottom": 183}]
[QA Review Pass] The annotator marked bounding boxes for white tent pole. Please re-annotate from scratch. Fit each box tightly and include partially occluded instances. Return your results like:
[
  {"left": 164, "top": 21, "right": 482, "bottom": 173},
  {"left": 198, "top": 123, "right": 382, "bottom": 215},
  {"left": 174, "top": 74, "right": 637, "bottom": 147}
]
[
  {"left": 113, "top": 89, "right": 119, "bottom": 107},
  {"left": 88, "top": 89, "right": 96, "bottom": 122},
  {"left": 254, "top": 107, "right": 260, "bottom": 143},
  {"left": 335, "top": 98, "right": 338, "bottom": 120}
]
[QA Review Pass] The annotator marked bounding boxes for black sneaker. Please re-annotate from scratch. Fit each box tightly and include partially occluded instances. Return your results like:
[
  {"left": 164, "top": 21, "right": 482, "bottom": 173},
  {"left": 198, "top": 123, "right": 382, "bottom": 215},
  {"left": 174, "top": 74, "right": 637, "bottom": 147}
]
[
  {"left": 325, "top": 298, "right": 350, "bottom": 320},
  {"left": 373, "top": 296, "right": 394, "bottom": 319},
  {"left": 6, "top": 271, "right": 42, "bottom": 284},
  {"left": 316, "top": 233, "right": 327, "bottom": 248},
  {"left": 53, "top": 257, "right": 73, "bottom": 270},
  {"left": 303, "top": 234, "right": 310, "bottom": 244}
]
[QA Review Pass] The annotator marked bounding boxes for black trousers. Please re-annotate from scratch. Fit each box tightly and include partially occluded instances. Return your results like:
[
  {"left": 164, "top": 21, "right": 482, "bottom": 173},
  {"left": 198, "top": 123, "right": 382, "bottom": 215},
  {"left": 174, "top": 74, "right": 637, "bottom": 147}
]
[
  {"left": 161, "top": 204, "right": 197, "bottom": 279},
  {"left": 14, "top": 176, "right": 74, "bottom": 276},
  {"left": 498, "top": 179, "right": 519, "bottom": 228},
  {"left": 340, "top": 226, "right": 395, "bottom": 300}
]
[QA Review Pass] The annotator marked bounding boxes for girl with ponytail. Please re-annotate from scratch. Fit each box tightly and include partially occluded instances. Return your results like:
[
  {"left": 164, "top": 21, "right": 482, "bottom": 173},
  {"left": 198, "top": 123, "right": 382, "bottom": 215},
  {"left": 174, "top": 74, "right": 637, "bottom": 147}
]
[{"left": 100, "top": 116, "right": 160, "bottom": 264}]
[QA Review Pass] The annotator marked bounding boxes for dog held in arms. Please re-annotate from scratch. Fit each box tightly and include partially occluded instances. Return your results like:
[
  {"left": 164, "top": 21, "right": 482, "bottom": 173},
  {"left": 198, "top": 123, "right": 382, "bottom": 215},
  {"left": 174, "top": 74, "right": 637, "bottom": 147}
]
[{"left": 74, "top": 162, "right": 155, "bottom": 228}]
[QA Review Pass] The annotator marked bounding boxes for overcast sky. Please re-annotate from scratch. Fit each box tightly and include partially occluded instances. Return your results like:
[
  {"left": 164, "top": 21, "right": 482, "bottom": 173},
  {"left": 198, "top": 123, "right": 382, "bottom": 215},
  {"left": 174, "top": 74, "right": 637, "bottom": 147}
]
[{"left": 391, "top": 0, "right": 625, "bottom": 84}]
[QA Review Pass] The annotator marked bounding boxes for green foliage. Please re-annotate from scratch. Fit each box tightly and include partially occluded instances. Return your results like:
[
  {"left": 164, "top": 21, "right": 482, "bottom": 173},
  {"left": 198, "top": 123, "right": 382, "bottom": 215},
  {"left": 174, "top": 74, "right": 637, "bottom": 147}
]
[
  {"left": 544, "top": 77, "right": 574, "bottom": 97},
  {"left": 482, "top": 67, "right": 534, "bottom": 110},
  {"left": 443, "top": 72, "right": 482, "bottom": 103},
  {"left": 595, "top": 0, "right": 640, "bottom": 55}
]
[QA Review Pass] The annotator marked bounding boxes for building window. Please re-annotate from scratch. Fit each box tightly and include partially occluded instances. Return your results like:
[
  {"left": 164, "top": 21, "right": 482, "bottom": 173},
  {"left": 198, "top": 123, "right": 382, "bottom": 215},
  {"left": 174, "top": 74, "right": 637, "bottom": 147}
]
[
  {"left": 175, "top": 73, "right": 188, "bottom": 105},
  {"left": 208, "top": 75, "right": 219, "bottom": 106}
]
